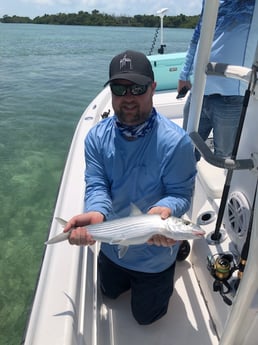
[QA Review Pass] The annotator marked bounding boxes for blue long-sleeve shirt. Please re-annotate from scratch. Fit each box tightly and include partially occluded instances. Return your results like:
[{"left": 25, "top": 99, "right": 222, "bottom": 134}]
[
  {"left": 180, "top": 0, "right": 256, "bottom": 96},
  {"left": 84, "top": 108, "right": 196, "bottom": 273}
]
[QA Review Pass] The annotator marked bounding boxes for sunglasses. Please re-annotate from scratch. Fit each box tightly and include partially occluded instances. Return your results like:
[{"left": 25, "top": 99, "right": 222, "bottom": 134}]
[{"left": 110, "top": 82, "right": 151, "bottom": 96}]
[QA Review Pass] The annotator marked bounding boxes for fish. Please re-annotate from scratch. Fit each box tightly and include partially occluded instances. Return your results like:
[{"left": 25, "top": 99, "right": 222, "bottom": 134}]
[{"left": 45, "top": 214, "right": 205, "bottom": 258}]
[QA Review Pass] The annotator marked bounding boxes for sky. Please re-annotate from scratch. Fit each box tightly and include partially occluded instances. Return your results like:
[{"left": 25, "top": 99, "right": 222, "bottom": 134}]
[{"left": 0, "top": 0, "right": 202, "bottom": 19}]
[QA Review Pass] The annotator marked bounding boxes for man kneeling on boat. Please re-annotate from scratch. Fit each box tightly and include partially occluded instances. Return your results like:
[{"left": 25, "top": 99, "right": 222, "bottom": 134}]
[{"left": 63, "top": 50, "right": 196, "bottom": 325}]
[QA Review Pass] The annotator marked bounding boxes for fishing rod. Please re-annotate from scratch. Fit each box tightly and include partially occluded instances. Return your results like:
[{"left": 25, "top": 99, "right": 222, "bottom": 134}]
[{"left": 210, "top": 62, "right": 257, "bottom": 241}]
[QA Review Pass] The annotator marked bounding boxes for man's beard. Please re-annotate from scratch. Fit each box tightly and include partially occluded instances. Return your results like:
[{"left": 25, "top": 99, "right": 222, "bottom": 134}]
[{"left": 116, "top": 105, "right": 151, "bottom": 126}]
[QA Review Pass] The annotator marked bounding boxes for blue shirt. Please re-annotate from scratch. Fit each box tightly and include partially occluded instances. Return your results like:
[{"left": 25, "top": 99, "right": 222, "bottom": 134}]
[
  {"left": 180, "top": 0, "right": 256, "bottom": 96},
  {"left": 84, "top": 109, "right": 196, "bottom": 273}
]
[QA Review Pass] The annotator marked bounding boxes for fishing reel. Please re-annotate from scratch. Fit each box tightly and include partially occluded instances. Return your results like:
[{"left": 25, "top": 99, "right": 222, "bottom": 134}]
[{"left": 207, "top": 253, "right": 238, "bottom": 306}]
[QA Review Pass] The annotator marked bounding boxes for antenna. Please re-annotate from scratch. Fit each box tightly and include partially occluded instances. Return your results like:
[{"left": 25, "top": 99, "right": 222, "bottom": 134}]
[{"left": 157, "top": 8, "right": 168, "bottom": 54}]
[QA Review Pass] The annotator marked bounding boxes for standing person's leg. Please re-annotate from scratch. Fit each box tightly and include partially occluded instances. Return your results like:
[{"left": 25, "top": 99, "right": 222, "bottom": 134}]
[
  {"left": 211, "top": 95, "right": 244, "bottom": 158},
  {"left": 184, "top": 94, "right": 212, "bottom": 161}
]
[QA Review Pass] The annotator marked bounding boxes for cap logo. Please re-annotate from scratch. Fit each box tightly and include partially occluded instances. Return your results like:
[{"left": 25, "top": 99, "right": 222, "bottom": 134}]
[{"left": 120, "top": 54, "right": 132, "bottom": 71}]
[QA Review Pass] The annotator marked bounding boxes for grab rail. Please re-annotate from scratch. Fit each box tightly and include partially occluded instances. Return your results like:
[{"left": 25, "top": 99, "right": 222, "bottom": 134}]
[
  {"left": 206, "top": 63, "right": 252, "bottom": 83},
  {"left": 189, "top": 131, "right": 254, "bottom": 170}
]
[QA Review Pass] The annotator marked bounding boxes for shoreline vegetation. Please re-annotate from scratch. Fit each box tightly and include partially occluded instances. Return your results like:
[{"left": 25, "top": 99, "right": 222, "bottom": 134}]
[{"left": 0, "top": 10, "right": 199, "bottom": 28}]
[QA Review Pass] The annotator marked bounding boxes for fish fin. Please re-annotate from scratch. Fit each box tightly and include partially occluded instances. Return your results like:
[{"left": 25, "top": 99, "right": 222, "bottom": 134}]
[
  {"left": 44, "top": 217, "right": 70, "bottom": 245},
  {"left": 130, "top": 203, "right": 143, "bottom": 216},
  {"left": 45, "top": 231, "right": 70, "bottom": 245},
  {"left": 110, "top": 238, "right": 125, "bottom": 245},
  {"left": 55, "top": 217, "right": 68, "bottom": 227},
  {"left": 109, "top": 238, "right": 129, "bottom": 257},
  {"left": 118, "top": 245, "right": 129, "bottom": 258}
]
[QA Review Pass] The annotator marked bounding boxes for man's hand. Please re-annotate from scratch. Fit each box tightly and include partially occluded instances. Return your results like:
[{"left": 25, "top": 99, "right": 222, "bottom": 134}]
[
  {"left": 63, "top": 211, "right": 104, "bottom": 246},
  {"left": 147, "top": 206, "right": 177, "bottom": 247}
]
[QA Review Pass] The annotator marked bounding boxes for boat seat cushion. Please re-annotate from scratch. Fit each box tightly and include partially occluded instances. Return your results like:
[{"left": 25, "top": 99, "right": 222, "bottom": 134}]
[{"left": 197, "top": 159, "right": 226, "bottom": 199}]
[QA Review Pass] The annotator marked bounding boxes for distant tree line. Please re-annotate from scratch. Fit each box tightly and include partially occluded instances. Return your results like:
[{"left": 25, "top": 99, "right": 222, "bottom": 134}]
[{"left": 0, "top": 10, "right": 199, "bottom": 28}]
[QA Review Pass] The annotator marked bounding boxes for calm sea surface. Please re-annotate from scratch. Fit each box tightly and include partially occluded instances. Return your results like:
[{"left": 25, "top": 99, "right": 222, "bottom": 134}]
[{"left": 0, "top": 23, "right": 192, "bottom": 344}]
